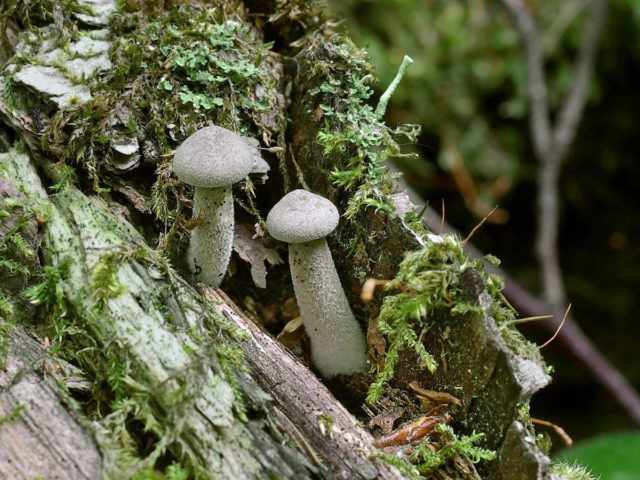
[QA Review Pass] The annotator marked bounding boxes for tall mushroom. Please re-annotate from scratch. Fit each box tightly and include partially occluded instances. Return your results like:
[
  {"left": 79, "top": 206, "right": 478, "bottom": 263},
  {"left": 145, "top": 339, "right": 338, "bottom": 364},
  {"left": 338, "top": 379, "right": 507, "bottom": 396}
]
[
  {"left": 266, "top": 189, "right": 367, "bottom": 378},
  {"left": 173, "top": 125, "right": 255, "bottom": 287}
]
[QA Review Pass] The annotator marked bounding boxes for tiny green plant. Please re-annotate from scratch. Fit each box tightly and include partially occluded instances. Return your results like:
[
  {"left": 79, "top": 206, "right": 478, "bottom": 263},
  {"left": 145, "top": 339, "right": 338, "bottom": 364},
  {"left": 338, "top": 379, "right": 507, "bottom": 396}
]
[
  {"left": 373, "top": 423, "right": 496, "bottom": 477},
  {"left": 410, "top": 424, "right": 496, "bottom": 472},
  {"left": 309, "top": 41, "right": 421, "bottom": 222}
]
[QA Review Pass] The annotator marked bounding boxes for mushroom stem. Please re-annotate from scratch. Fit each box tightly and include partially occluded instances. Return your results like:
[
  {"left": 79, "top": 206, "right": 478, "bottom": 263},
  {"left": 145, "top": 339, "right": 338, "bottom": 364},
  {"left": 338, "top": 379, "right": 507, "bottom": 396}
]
[
  {"left": 189, "top": 185, "right": 234, "bottom": 287},
  {"left": 289, "top": 238, "right": 367, "bottom": 378}
]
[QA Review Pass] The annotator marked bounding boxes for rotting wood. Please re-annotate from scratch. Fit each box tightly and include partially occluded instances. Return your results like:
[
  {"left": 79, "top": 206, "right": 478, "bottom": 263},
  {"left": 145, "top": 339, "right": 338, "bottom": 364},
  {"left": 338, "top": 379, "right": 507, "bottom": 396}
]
[
  {"left": 0, "top": 326, "right": 101, "bottom": 480},
  {"left": 0, "top": 147, "right": 405, "bottom": 479}
]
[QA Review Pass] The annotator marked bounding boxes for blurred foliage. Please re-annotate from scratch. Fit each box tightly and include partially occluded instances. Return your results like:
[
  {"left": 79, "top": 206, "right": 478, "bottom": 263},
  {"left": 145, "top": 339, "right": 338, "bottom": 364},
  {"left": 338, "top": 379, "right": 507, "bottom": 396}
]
[
  {"left": 557, "top": 432, "right": 640, "bottom": 479},
  {"left": 329, "top": 0, "right": 640, "bottom": 443}
]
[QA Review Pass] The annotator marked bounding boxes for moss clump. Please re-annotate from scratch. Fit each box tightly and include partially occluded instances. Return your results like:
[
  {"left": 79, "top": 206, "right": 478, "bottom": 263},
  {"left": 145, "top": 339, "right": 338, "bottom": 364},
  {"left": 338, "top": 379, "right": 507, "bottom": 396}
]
[
  {"left": 373, "top": 423, "right": 496, "bottom": 478},
  {"left": 12, "top": 176, "right": 249, "bottom": 477},
  {"left": 0, "top": 159, "right": 50, "bottom": 365},
  {"left": 309, "top": 38, "right": 420, "bottom": 222},
  {"left": 550, "top": 461, "right": 598, "bottom": 480},
  {"left": 411, "top": 424, "right": 496, "bottom": 473},
  {"left": 0, "top": 0, "right": 85, "bottom": 33},
  {"left": 0, "top": 401, "right": 27, "bottom": 429},
  {"left": 290, "top": 34, "right": 423, "bottom": 282},
  {"left": 23, "top": 223, "right": 247, "bottom": 477},
  {"left": 367, "top": 233, "right": 543, "bottom": 404},
  {"left": 40, "top": 2, "right": 286, "bottom": 249}
]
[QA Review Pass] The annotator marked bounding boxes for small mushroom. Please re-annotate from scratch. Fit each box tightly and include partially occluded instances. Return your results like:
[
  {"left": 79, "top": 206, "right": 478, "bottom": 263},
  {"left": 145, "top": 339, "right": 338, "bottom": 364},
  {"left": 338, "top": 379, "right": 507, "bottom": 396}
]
[
  {"left": 173, "top": 125, "right": 255, "bottom": 286},
  {"left": 266, "top": 189, "right": 367, "bottom": 378}
]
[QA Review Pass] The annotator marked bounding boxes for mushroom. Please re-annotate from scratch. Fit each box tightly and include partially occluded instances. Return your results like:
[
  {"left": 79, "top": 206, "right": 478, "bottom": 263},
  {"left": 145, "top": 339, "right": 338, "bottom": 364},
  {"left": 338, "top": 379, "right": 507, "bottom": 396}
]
[
  {"left": 266, "top": 189, "right": 367, "bottom": 378},
  {"left": 173, "top": 125, "right": 256, "bottom": 286}
]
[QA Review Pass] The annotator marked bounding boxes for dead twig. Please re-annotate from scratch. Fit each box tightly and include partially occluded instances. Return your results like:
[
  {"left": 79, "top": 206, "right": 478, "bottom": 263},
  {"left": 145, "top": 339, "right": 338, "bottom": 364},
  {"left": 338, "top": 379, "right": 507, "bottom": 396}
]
[
  {"left": 531, "top": 417, "right": 573, "bottom": 447},
  {"left": 361, "top": 278, "right": 391, "bottom": 303},
  {"left": 462, "top": 205, "right": 499, "bottom": 246},
  {"left": 373, "top": 407, "right": 451, "bottom": 449},
  {"left": 540, "top": 304, "right": 571, "bottom": 348}
]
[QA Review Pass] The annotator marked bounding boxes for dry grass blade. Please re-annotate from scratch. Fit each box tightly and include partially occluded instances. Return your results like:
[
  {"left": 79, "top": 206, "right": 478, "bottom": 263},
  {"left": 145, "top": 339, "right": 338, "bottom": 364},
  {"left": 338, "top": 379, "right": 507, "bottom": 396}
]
[
  {"left": 540, "top": 303, "right": 571, "bottom": 348},
  {"left": 462, "top": 205, "right": 499, "bottom": 246}
]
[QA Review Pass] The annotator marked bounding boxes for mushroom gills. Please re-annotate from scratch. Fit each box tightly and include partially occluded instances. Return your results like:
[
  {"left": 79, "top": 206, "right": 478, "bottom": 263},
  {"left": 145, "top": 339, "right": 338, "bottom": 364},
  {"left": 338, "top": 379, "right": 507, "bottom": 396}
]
[
  {"left": 189, "top": 185, "right": 234, "bottom": 286},
  {"left": 289, "top": 238, "right": 368, "bottom": 377}
]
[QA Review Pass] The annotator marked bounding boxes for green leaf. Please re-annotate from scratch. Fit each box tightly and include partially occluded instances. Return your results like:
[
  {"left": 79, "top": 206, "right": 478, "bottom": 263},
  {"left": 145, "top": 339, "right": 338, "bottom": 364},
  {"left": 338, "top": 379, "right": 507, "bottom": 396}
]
[
  {"left": 557, "top": 432, "right": 640, "bottom": 479},
  {"left": 157, "top": 79, "right": 173, "bottom": 91}
]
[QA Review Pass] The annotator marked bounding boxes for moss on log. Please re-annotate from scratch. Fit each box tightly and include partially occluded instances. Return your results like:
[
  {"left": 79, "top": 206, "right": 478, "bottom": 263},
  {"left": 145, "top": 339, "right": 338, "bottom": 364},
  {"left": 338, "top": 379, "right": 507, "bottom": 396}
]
[{"left": 0, "top": 0, "right": 564, "bottom": 478}]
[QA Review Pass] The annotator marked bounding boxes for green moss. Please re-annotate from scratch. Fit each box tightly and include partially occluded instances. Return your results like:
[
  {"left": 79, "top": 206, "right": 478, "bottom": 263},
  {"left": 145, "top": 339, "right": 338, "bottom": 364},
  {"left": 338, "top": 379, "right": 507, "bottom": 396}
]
[
  {"left": 550, "top": 461, "right": 598, "bottom": 480},
  {"left": 309, "top": 39, "right": 420, "bottom": 222},
  {"left": 90, "top": 248, "right": 133, "bottom": 304},
  {"left": 0, "top": 313, "right": 13, "bottom": 368},
  {"left": 22, "top": 260, "right": 243, "bottom": 476},
  {"left": 372, "top": 450, "right": 421, "bottom": 479},
  {"left": 366, "top": 235, "right": 464, "bottom": 403},
  {"left": 367, "top": 233, "right": 544, "bottom": 404},
  {"left": 0, "top": 0, "right": 84, "bottom": 30},
  {"left": 0, "top": 167, "right": 51, "bottom": 365},
  {"left": 411, "top": 424, "right": 496, "bottom": 473},
  {"left": 20, "top": 209, "right": 248, "bottom": 476},
  {"left": 39, "top": 4, "right": 286, "bottom": 251},
  {"left": 373, "top": 423, "right": 495, "bottom": 477}
]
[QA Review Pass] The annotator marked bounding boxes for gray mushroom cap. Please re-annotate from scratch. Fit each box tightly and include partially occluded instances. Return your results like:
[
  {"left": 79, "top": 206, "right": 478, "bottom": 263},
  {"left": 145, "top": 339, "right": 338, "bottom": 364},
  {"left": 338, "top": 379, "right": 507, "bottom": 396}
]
[
  {"left": 173, "top": 125, "right": 254, "bottom": 188},
  {"left": 266, "top": 189, "right": 339, "bottom": 244}
]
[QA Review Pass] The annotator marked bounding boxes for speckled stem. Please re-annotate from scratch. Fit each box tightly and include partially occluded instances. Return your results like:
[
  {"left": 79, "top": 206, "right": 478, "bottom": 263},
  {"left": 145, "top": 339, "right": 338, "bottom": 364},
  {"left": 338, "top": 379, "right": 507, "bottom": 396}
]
[
  {"left": 190, "top": 185, "right": 233, "bottom": 286},
  {"left": 289, "top": 238, "right": 367, "bottom": 378}
]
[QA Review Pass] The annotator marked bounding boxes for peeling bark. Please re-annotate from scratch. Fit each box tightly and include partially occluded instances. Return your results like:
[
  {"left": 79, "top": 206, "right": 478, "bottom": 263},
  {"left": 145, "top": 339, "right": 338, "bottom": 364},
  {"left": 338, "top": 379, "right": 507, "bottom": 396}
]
[{"left": 0, "top": 326, "right": 101, "bottom": 480}]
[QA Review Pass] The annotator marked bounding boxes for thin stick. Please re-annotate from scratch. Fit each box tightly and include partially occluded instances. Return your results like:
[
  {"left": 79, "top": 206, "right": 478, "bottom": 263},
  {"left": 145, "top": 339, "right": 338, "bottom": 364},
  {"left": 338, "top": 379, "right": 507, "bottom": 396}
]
[
  {"left": 462, "top": 205, "right": 498, "bottom": 246},
  {"left": 361, "top": 278, "right": 390, "bottom": 303},
  {"left": 440, "top": 198, "right": 446, "bottom": 234},
  {"left": 531, "top": 417, "right": 573, "bottom": 446},
  {"left": 289, "top": 150, "right": 310, "bottom": 190},
  {"left": 498, "top": 291, "right": 518, "bottom": 314},
  {"left": 508, "top": 315, "right": 553, "bottom": 326},
  {"left": 540, "top": 304, "right": 571, "bottom": 349}
]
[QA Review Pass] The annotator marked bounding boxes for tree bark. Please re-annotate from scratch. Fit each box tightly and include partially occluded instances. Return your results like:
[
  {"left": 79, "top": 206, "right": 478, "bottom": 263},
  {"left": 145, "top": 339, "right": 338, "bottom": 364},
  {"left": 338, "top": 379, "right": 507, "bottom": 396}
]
[{"left": 0, "top": 326, "right": 101, "bottom": 480}]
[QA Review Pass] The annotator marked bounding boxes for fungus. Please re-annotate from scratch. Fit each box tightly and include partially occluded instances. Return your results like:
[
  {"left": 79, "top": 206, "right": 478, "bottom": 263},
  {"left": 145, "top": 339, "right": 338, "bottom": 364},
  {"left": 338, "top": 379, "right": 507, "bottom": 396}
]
[
  {"left": 266, "top": 189, "right": 367, "bottom": 378},
  {"left": 173, "top": 125, "right": 256, "bottom": 286}
]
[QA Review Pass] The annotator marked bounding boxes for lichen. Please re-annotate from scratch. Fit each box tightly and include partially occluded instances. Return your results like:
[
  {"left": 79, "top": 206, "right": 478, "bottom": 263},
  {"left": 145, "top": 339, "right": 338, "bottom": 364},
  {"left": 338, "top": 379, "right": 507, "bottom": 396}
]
[
  {"left": 38, "top": 2, "right": 286, "bottom": 250},
  {"left": 550, "top": 461, "right": 598, "bottom": 480}
]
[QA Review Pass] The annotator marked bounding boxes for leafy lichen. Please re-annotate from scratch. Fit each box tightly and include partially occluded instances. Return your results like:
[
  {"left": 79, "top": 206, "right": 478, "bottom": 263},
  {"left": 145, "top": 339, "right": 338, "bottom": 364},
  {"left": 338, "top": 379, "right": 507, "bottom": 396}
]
[{"left": 38, "top": 3, "right": 286, "bottom": 250}]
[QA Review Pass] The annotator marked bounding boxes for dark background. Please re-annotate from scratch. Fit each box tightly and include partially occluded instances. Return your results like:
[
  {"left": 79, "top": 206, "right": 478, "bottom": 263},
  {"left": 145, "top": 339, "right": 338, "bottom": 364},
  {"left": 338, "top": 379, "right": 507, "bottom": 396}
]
[{"left": 329, "top": 0, "right": 640, "bottom": 446}]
